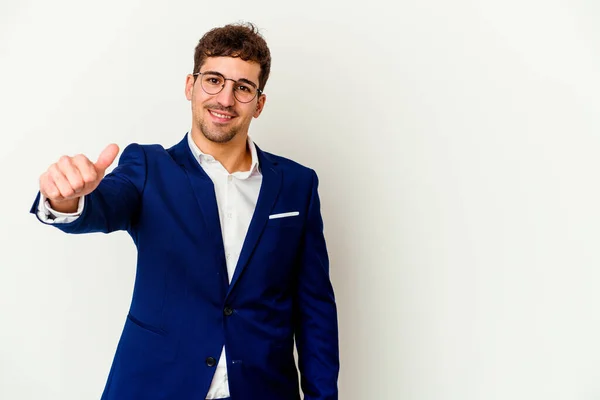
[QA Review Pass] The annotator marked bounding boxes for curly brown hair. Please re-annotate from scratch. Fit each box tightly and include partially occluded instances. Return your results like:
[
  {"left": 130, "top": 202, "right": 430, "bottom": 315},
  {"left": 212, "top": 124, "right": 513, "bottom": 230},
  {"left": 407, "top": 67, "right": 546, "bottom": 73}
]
[{"left": 193, "top": 22, "right": 271, "bottom": 92}]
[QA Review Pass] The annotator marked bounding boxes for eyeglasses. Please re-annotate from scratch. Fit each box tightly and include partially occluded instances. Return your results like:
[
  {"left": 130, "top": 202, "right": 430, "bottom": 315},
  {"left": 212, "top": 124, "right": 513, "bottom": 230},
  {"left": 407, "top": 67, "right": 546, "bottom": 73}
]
[{"left": 192, "top": 71, "right": 263, "bottom": 103}]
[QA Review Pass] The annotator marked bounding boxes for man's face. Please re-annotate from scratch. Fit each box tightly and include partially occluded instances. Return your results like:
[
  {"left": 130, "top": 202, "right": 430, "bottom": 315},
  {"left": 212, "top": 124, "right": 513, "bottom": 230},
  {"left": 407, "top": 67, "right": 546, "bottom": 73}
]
[{"left": 185, "top": 56, "right": 266, "bottom": 144}]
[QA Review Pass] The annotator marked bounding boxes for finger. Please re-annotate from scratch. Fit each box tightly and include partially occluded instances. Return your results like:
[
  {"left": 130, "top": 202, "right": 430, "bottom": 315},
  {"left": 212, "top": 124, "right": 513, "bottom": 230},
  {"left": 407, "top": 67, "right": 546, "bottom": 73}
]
[
  {"left": 94, "top": 144, "right": 119, "bottom": 173},
  {"left": 72, "top": 154, "right": 98, "bottom": 186},
  {"left": 48, "top": 164, "right": 77, "bottom": 199},
  {"left": 40, "top": 172, "right": 64, "bottom": 201},
  {"left": 58, "top": 156, "right": 85, "bottom": 194}
]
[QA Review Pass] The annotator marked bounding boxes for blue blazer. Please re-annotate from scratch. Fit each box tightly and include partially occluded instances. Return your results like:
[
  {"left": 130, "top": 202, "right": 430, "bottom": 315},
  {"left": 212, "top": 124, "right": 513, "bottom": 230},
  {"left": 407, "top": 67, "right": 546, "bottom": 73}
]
[{"left": 30, "top": 134, "right": 339, "bottom": 400}]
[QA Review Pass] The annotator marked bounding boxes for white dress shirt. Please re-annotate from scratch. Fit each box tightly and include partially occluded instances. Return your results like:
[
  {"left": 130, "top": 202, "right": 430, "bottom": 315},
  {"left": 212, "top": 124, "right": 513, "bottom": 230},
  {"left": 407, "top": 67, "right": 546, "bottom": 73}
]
[{"left": 38, "top": 132, "right": 263, "bottom": 399}]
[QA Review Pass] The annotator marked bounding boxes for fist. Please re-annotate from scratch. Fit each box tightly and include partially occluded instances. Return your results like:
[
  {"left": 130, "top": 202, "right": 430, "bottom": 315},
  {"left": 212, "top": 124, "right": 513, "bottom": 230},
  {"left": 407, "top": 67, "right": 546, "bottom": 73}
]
[{"left": 39, "top": 144, "right": 120, "bottom": 208}]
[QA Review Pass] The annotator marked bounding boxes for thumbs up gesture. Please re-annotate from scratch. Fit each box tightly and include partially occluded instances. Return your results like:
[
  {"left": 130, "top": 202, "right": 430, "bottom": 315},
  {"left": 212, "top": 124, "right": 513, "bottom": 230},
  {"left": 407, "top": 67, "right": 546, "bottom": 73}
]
[{"left": 39, "top": 144, "right": 120, "bottom": 212}]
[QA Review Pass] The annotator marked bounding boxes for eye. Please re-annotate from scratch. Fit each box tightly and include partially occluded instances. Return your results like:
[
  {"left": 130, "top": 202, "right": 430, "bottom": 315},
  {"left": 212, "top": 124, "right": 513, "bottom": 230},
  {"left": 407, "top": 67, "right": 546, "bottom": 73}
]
[
  {"left": 236, "top": 84, "right": 252, "bottom": 93},
  {"left": 203, "top": 75, "right": 224, "bottom": 86}
]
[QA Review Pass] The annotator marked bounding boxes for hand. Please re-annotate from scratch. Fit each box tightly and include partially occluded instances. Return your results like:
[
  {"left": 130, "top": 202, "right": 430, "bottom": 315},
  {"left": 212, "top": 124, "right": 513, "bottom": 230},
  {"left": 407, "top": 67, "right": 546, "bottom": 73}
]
[{"left": 39, "top": 144, "right": 120, "bottom": 212}]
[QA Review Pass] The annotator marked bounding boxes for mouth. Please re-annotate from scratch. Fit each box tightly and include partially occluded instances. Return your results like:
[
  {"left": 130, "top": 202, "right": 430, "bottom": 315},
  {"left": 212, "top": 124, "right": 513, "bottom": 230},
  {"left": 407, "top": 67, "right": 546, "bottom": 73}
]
[{"left": 208, "top": 109, "right": 236, "bottom": 123}]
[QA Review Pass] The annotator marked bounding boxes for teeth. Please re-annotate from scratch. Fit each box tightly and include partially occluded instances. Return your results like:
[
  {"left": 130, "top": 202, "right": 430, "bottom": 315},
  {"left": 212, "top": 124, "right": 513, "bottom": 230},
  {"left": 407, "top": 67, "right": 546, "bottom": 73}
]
[{"left": 211, "top": 111, "right": 232, "bottom": 119}]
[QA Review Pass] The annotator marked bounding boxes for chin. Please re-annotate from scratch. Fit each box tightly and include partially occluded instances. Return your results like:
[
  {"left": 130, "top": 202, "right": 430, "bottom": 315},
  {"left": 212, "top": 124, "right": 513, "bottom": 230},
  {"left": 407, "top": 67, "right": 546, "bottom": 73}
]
[{"left": 200, "top": 124, "right": 238, "bottom": 144}]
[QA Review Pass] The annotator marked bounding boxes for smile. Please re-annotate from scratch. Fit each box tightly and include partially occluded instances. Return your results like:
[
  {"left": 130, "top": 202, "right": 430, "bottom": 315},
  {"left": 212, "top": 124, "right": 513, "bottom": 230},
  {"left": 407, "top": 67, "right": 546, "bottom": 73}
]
[{"left": 209, "top": 110, "right": 235, "bottom": 119}]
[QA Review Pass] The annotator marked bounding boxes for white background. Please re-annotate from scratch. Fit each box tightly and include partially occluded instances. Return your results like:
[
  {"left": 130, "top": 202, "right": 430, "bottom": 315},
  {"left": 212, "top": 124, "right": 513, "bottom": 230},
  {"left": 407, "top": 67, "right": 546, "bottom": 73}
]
[{"left": 1, "top": 0, "right": 600, "bottom": 399}]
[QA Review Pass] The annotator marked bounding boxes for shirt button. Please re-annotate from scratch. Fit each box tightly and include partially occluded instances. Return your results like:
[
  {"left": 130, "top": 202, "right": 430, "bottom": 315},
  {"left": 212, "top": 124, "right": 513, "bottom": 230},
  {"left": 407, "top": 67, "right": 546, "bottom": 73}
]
[
  {"left": 223, "top": 306, "right": 233, "bottom": 316},
  {"left": 227, "top": 212, "right": 232, "bottom": 219},
  {"left": 206, "top": 357, "right": 216, "bottom": 367},
  {"left": 227, "top": 175, "right": 233, "bottom": 182}
]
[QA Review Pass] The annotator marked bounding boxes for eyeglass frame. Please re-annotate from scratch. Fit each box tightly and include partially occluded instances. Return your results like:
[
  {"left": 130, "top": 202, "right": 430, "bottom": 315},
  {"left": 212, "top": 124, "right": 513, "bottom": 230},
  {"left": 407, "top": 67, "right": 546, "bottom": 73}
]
[{"left": 192, "top": 71, "right": 263, "bottom": 103}]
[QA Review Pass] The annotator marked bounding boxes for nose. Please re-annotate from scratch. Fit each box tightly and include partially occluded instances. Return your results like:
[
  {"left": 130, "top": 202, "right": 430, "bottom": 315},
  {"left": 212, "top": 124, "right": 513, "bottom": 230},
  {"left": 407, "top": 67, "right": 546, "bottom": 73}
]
[{"left": 215, "top": 81, "right": 236, "bottom": 108}]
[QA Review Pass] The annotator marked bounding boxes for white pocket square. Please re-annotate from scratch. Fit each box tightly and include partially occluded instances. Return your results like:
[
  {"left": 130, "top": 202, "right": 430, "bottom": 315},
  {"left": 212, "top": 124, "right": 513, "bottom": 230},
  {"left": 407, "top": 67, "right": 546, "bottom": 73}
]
[{"left": 269, "top": 211, "right": 300, "bottom": 219}]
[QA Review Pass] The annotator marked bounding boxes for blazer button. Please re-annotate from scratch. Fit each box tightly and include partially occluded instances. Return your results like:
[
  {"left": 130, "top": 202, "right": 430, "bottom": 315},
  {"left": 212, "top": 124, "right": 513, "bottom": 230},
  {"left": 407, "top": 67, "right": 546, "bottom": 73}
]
[
  {"left": 223, "top": 306, "right": 233, "bottom": 316},
  {"left": 206, "top": 357, "right": 216, "bottom": 367}
]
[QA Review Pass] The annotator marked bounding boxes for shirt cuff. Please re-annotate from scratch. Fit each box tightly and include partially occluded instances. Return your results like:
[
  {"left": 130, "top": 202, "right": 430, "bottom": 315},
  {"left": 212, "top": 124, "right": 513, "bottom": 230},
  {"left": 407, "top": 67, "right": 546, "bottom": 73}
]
[{"left": 37, "top": 194, "right": 85, "bottom": 224}]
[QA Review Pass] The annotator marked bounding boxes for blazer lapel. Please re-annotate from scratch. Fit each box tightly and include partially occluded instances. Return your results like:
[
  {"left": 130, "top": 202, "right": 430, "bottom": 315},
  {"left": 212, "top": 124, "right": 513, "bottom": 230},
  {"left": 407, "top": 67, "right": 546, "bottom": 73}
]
[
  {"left": 171, "top": 134, "right": 228, "bottom": 289},
  {"left": 227, "top": 146, "right": 281, "bottom": 296}
]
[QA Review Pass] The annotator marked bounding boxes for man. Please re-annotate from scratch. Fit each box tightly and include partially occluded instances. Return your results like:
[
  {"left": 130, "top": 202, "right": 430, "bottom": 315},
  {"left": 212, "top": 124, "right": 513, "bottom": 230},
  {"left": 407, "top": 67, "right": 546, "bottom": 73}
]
[{"left": 30, "top": 23, "right": 339, "bottom": 400}]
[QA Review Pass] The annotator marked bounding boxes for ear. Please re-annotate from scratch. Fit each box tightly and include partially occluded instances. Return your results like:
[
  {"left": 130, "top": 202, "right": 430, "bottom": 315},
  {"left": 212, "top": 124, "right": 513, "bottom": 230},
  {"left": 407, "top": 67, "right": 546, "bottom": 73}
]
[
  {"left": 253, "top": 93, "right": 267, "bottom": 118},
  {"left": 185, "top": 74, "right": 195, "bottom": 101}
]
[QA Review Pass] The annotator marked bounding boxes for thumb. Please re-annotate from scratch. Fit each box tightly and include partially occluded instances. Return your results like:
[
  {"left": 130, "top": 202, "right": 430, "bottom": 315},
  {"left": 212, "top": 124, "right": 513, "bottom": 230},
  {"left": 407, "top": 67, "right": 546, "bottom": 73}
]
[{"left": 94, "top": 143, "right": 120, "bottom": 173}]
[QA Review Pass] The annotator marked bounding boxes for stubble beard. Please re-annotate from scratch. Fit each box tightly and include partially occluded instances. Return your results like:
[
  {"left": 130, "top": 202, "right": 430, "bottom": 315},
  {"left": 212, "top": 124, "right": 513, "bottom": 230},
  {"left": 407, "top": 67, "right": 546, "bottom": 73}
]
[
  {"left": 194, "top": 101, "right": 240, "bottom": 143},
  {"left": 199, "top": 118, "right": 238, "bottom": 144}
]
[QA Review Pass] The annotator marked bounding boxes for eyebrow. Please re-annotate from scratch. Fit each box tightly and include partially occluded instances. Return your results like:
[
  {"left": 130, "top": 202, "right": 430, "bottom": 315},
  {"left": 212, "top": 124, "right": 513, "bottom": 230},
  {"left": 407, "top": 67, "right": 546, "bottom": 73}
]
[{"left": 202, "top": 70, "right": 258, "bottom": 89}]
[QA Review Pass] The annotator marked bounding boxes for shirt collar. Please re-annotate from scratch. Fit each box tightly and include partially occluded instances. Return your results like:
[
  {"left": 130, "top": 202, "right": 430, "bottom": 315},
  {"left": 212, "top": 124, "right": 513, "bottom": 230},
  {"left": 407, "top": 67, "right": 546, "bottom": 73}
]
[{"left": 187, "top": 131, "right": 260, "bottom": 177}]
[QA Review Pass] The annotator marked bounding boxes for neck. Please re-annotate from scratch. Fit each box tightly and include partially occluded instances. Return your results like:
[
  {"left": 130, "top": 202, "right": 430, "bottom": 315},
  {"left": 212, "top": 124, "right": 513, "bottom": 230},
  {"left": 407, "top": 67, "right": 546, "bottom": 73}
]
[{"left": 190, "top": 129, "right": 252, "bottom": 173}]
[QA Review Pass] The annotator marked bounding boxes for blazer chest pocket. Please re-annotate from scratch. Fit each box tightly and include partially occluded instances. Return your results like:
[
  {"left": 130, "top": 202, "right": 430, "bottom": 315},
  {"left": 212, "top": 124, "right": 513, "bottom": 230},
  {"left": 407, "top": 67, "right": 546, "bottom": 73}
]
[{"left": 267, "top": 211, "right": 303, "bottom": 228}]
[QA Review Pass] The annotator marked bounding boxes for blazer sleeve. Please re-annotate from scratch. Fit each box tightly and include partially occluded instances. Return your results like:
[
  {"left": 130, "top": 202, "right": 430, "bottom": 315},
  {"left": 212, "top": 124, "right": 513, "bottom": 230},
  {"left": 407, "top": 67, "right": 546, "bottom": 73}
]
[
  {"left": 29, "top": 143, "right": 147, "bottom": 235},
  {"left": 294, "top": 170, "right": 340, "bottom": 400}
]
